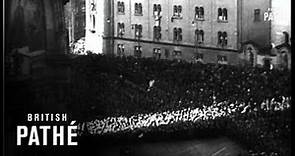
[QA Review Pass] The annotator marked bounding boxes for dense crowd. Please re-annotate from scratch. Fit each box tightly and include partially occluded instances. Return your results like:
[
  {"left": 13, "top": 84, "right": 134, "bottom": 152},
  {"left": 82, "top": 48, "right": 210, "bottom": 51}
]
[
  {"left": 78, "top": 97, "right": 290, "bottom": 135},
  {"left": 69, "top": 54, "right": 291, "bottom": 155}
]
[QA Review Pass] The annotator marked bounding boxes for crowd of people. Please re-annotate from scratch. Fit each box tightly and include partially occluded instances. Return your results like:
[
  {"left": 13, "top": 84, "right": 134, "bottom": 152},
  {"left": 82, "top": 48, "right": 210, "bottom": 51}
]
[
  {"left": 68, "top": 54, "right": 291, "bottom": 155},
  {"left": 78, "top": 97, "right": 290, "bottom": 135}
]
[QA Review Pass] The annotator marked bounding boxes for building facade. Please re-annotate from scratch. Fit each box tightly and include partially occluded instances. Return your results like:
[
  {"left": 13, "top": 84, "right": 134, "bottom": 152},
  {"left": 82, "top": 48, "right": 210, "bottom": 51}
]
[
  {"left": 105, "top": 0, "right": 276, "bottom": 65},
  {"left": 87, "top": 0, "right": 290, "bottom": 69}
]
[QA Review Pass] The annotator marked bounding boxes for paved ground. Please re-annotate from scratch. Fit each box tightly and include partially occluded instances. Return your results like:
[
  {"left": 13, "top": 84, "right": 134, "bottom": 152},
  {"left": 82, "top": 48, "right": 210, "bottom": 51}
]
[{"left": 96, "top": 137, "right": 246, "bottom": 156}]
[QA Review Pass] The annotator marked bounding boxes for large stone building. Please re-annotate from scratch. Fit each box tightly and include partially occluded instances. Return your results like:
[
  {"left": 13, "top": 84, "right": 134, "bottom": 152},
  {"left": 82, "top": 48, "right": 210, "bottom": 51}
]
[{"left": 84, "top": 0, "right": 290, "bottom": 68}]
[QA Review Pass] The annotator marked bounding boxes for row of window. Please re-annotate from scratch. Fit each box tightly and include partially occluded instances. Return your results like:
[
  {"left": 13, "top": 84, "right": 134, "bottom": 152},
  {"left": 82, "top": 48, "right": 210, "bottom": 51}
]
[
  {"left": 117, "top": 2, "right": 228, "bottom": 21},
  {"left": 117, "top": 44, "right": 228, "bottom": 63},
  {"left": 117, "top": 24, "right": 227, "bottom": 46},
  {"left": 117, "top": 2, "right": 263, "bottom": 22}
]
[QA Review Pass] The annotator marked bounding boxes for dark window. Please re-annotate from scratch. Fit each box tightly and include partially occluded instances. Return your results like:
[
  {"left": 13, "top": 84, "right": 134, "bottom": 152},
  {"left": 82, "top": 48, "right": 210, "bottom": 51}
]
[
  {"left": 158, "top": 5, "right": 162, "bottom": 12},
  {"left": 164, "top": 49, "right": 169, "bottom": 58},
  {"left": 118, "top": 1, "right": 125, "bottom": 13},
  {"left": 135, "top": 3, "right": 138, "bottom": 14},
  {"left": 218, "top": 8, "right": 222, "bottom": 19},
  {"left": 135, "top": 24, "right": 143, "bottom": 38},
  {"left": 218, "top": 8, "right": 228, "bottom": 21},
  {"left": 254, "top": 9, "right": 261, "bottom": 21},
  {"left": 173, "top": 5, "right": 182, "bottom": 17},
  {"left": 223, "top": 32, "right": 227, "bottom": 45},
  {"left": 135, "top": 3, "right": 143, "bottom": 15},
  {"left": 178, "top": 28, "right": 182, "bottom": 41},
  {"left": 153, "top": 48, "right": 161, "bottom": 59},
  {"left": 223, "top": 8, "right": 227, "bottom": 20},
  {"left": 199, "top": 7, "right": 204, "bottom": 18},
  {"left": 218, "top": 31, "right": 223, "bottom": 44},
  {"left": 217, "top": 55, "right": 227, "bottom": 64},
  {"left": 134, "top": 46, "right": 142, "bottom": 58},
  {"left": 153, "top": 4, "right": 162, "bottom": 16},
  {"left": 195, "top": 6, "right": 204, "bottom": 19},
  {"left": 195, "top": 7, "right": 199, "bottom": 18},
  {"left": 117, "top": 44, "right": 125, "bottom": 56},
  {"left": 139, "top": 3, "right": 142, "bottom": 14},
  {"left": 117, "top": 23, "right": 125, "bottom": 37},
  {"left": 173, "top": 5, "right": 178, "bottom": 16},
  {"left": 173, "top": 28, "right": 178, "bottom": 41},
  {"left": 195, "top": 29, "right": 204, "bottom": 43},
  {"left": 178, "top": 5, "right": 182, "bottom": 15},
  {"left": 218, "top": 31, "right": 227, "bottom": 46},
  {"left": 153, "top": 26, "right": 161, "bottom": 40},
  {"left": 173, "top": 50, "right": 182, "bottom": 59}
]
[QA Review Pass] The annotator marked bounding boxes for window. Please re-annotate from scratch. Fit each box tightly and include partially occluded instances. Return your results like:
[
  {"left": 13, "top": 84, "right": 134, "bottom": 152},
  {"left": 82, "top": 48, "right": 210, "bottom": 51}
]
[
  {"left": 217, "top": 55, "right": 228, "bottom": 64},
  {"left": 195, "top": 29, "right": 204, "bottom": 43},
  {"left": 195, "top": 6, "right": 204, "bottom": 19},
  {"left": 153, "top": 4, "right": 162, "bottom": 16},
  {"left": 134, "top": 46, "right": 142, "bottom": 58},
  {"left": 135, "top": 3, "right": 143, "bottom": 15},
  {"left": 173, "top": 5, "right": 182, "bottom": 17},
  {"left": 134, "top": 24, "right": 142, "bottom": 38},
  {"left": 153, "top": 26, "right": 161, "bottom": 40},
  {"left": 118, "top": 1, "right": 125, "bottom": 14},
  {"left": 164, "top": 49, "right": 170, "bottom": 59},
  {"left": 218, "top": 31, "right": 228, "bottom": 46},
  {"left": 117, "top": 23, "right": 125, "bottom": 37},
  {"left": 193, "top": 53, "right": 204, "bottom": 62},
  {"left": 153, "top": 48, "right": 161, "bottom": 59},
  {"left": 218, "top": 8, "right": 228, "bottom": 21},
  {"left": 254, "top": 9, "right": 261, "bottom": 21},
  {"left": 173, "top": 50, "right": 182, "bottom": 59},
  {"left": 117, "top": 44, "right": 125, "bottom": 56},
  {"left": 173, "top": 28, "right": 182, "bottom": 42}
]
